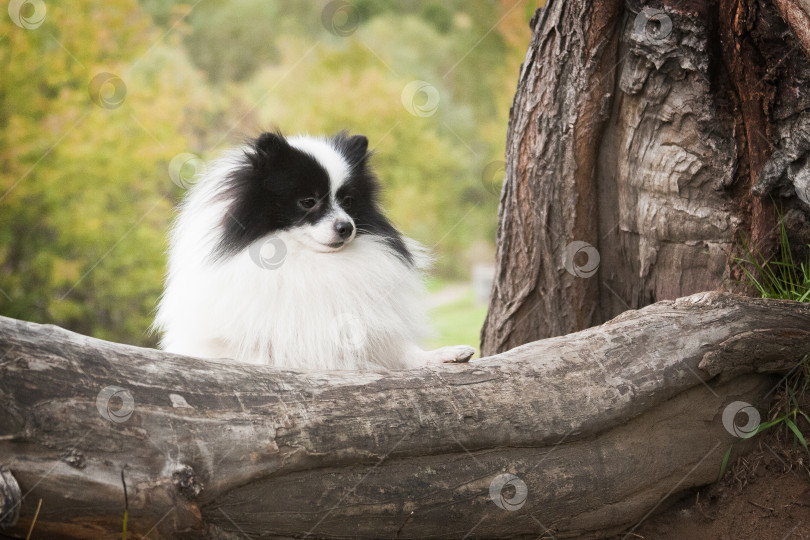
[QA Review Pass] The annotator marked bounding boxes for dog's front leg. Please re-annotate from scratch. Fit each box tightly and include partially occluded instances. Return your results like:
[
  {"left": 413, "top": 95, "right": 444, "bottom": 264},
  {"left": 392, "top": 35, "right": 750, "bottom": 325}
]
[{"left": 404, "top": 344, "right": 475, "bottom": 367}]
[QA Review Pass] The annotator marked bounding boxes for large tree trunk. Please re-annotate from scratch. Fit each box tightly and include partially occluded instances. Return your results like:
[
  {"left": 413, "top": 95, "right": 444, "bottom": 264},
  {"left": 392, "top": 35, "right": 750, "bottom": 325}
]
[
  {"left": 1, "top": 292, "right": 809, "bottom": 539},
  {"left": 481, "top": 0, "right": 810, "bottom": 356}
]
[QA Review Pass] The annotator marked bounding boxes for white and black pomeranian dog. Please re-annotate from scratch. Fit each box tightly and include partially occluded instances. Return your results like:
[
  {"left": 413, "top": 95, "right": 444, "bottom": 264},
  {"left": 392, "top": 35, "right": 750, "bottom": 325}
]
[{"left": 153, "top": 131, "right": 475, "bottom": 370}]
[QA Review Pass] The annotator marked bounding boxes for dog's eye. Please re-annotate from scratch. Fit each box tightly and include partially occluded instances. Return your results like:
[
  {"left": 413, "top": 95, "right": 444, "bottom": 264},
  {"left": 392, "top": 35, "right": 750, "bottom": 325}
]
[
  {"left": 341, "top": 196, "right": 354, "bottom": 209},
  {"left": 298, "top": 197, "right": 317, "bottom": 210}
]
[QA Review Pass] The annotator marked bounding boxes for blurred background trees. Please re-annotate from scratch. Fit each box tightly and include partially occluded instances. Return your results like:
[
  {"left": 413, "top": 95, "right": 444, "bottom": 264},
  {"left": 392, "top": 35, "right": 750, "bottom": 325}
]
[{"left": 0, "top": 0, "right": 534, "bottom": 347}]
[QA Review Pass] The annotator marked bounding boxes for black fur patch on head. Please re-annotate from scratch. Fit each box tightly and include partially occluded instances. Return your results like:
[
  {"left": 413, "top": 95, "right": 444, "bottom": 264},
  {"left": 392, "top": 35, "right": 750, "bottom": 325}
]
[
  {"left": 213, "top": 131, "right": 332, "bottom": 258},
  {"left": 331, "top": 131, "right": 413, "bottom": 265}
]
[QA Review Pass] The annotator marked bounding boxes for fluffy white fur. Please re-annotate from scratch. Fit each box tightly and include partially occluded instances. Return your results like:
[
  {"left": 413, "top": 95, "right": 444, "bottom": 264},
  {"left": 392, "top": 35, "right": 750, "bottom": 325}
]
[{"left": 153, "top": 137, "right": 474, "bottom": 370}]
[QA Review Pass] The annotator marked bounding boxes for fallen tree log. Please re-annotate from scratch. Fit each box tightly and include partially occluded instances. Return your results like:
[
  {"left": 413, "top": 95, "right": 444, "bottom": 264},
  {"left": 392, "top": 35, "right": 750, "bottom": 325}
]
[{"left": 0, "top": 292, "right": 808, "bottom": 539}]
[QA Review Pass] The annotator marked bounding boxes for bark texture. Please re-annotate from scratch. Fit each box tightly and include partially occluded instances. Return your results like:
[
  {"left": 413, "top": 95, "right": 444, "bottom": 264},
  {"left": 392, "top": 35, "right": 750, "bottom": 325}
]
[
  {"left": 482, "top": 0, "right": 810, "bottom": 356},
  {"left": 1, "top": 292, "right": 809, "bottom": 539}
]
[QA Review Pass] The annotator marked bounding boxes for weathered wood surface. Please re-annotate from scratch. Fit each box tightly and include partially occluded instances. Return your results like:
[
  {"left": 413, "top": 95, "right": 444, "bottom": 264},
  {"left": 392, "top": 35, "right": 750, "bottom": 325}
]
[
  {"left": 481, "top": 0, "right": 623, "bottom": 355},
  {"left": 481, "top": 0, "right": 810, "bottom": 356},
  {"left": 0, "top": 292, "right": 808, "bottom": 539}
]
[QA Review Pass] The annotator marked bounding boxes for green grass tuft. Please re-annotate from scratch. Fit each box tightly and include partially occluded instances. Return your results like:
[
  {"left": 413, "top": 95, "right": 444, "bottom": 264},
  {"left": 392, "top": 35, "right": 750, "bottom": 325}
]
[{"left": 733, "top": 211, "right": 810, "bottom": 302}]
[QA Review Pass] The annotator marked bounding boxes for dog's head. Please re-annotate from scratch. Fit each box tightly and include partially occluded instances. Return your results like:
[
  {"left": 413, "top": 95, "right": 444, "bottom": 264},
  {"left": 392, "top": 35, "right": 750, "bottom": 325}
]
[{"left": 214, "top": 130, "right": 411, "bottom": 260}]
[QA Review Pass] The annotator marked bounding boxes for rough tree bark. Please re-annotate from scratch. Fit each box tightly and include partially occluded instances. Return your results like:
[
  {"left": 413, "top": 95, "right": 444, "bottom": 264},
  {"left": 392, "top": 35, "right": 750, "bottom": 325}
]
[
  {"left": 481, "top": 0, "right": 810, "bottom": 356},
  {"left": 1, "top": 292, "right": 809, "bottom": 539}
]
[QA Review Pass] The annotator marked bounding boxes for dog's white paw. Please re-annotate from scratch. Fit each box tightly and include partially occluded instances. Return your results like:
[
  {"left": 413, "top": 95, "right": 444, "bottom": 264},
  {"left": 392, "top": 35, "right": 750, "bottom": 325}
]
[{"left": 428, "top": 345, "right": 476, "bottom": 364}]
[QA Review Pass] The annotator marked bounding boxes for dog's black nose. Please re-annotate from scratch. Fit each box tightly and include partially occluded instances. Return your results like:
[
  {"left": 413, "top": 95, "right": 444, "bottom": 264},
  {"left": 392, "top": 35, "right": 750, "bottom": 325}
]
[{"left": 334, "top": 220, "right": 354, "bottom": 239}]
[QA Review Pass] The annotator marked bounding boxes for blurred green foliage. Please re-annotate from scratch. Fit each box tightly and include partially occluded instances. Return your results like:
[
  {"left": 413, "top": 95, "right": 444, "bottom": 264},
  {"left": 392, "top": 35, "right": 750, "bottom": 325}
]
[
  {"left": 426, "top": 285, "right": 489, "bottom": 358},
  {"left": 0, "top": 0, "right": 533, "bottom": 346}
]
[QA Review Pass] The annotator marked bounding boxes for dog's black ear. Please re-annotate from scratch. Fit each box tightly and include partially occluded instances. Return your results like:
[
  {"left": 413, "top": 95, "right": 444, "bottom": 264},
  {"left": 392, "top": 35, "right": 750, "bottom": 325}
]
[
  {"left": 336, "top": 132, "right": 369, "bottom": 166},
  {"left": 346, "top": 134, "right": 368, "bottom": 157},
  {"left": 250, "top": 131, "right": 288, "bottom": 168}
]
